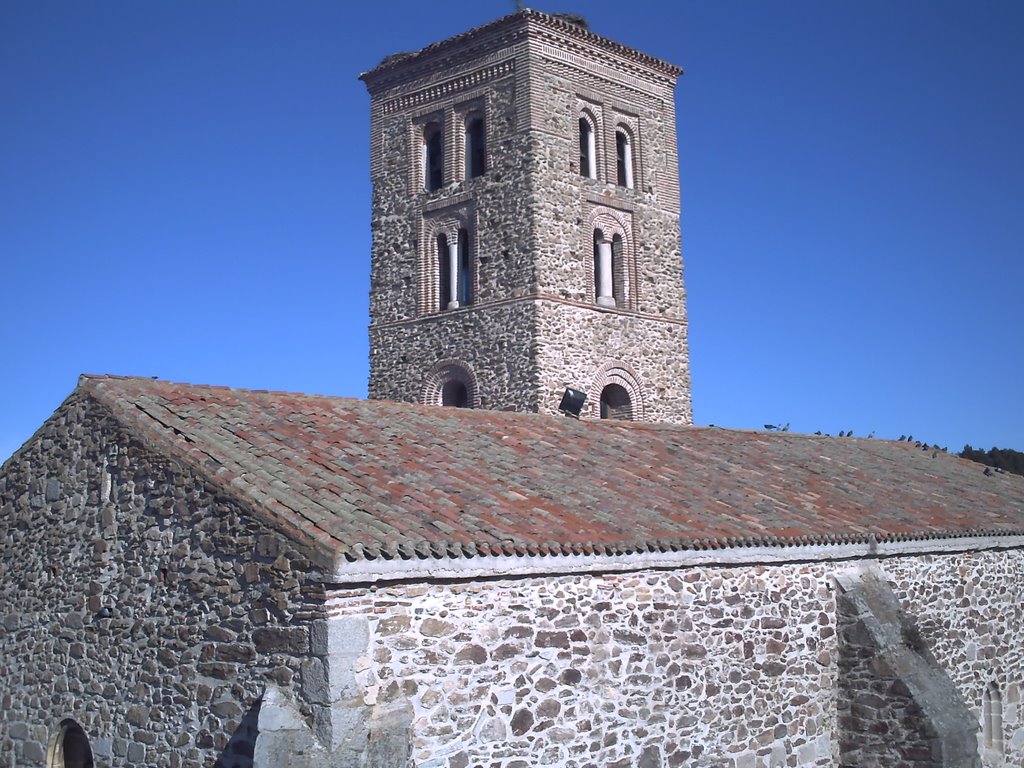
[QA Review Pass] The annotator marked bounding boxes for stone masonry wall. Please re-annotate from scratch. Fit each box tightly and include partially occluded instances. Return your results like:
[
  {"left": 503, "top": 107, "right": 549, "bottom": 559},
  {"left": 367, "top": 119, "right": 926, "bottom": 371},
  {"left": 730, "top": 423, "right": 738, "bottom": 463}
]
[
  {"left": 369, "top": 301, "right": 541, "bottom": 412},
  {"left": 524, "top": 46, "right": 692, "bottom": 424},
  {"left": 535, "top": 301, "right": 690, "bottom": 423},
  {"left": 835, "top": 566, "right": 980, "bottom": 768},
  {"left": 0, "top": 394, "right": 323, "bottom": 768},
  {"left": 328, "top": 563, "right": 840, "bottom": 768},
  {"left": 366, "top": 14, "right": 692, "bottom": 424},
  {"left": 884, "top": 550, "right": 1024, "bottom": 766}
]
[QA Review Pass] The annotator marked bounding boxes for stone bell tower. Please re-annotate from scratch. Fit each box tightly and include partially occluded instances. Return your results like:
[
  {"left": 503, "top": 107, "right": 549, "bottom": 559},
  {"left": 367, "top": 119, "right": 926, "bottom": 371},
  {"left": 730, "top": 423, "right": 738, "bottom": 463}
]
[{"left": 361, "top": 10, "right": 691, "bottom": 423}]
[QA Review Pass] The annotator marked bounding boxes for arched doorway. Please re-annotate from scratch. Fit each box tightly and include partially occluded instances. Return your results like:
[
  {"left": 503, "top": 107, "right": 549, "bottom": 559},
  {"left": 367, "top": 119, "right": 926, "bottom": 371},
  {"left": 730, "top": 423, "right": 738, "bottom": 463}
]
[{"left": 47, "top": 720, "right": 94, "bottom": 768}]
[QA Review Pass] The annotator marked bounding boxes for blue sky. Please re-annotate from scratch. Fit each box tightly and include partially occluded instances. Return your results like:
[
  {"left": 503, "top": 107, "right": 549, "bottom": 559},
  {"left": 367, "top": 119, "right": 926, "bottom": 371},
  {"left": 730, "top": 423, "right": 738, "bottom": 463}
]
[{"left": 1, "top": 0, "right": 1022, "bottom": 463}]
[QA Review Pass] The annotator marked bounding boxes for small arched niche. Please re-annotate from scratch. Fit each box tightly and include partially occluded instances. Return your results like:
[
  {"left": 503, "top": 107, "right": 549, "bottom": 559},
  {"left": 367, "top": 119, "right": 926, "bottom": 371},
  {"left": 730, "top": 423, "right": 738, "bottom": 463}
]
[
  {"left": 47, "top": 719, "right": 94, "bottom": 768},
  {"left": 600, "top": 383, "right": 632, "bottom": 420},
  {"left": 423, "top": 360, "right": 479, "bottom": 409},
  {"left": 441, "top": 379, "right": 469, "bottom": 408},
  {"left": 588, "top": 361, "right": 646, "bottom": 422}
]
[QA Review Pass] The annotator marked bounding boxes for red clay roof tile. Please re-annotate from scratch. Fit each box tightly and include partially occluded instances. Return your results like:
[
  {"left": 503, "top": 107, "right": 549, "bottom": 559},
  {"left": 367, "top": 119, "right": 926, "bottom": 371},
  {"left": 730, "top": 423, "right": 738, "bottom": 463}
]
[{"left": 80, "top": 375, "right": 1024, "bottom": 569}]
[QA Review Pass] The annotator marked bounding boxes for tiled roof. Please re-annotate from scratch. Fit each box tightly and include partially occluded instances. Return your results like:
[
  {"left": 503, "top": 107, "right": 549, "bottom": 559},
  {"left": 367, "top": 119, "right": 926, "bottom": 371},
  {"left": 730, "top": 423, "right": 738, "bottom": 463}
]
[{"left": 80, "top": 375, "right": 1024, "bottom": 572}]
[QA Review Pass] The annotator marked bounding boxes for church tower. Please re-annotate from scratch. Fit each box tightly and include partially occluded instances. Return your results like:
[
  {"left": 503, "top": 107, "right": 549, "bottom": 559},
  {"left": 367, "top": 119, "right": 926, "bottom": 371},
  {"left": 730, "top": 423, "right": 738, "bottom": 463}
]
[{"left": 361, "top": 10, "right": 691, "bottom": 423}]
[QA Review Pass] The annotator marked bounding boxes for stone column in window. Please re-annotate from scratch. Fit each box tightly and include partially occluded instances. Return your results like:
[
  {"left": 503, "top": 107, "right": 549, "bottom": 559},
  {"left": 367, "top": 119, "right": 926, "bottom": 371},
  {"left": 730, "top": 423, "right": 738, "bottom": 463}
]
[
  {"left": 586, "top": 124, "right": 597, "bottom": 179},
  {"left": 596, "top": 236, "right": 615, "bottom": 307},
  {"left": 447, "top": 238, "right": 460, "bottom": 309},
  {"left": 622, "top": 134, "right": 634, "bottom": 189}
]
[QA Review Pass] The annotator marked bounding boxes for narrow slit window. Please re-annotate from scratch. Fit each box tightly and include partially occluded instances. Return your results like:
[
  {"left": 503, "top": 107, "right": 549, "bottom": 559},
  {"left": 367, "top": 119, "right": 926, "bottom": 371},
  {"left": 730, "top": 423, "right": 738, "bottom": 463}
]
[
  {"left": 465, "top": 115, "right": 486, "bottom": 178},
  {"left": 457, "top": 228, "right": 473, "bottom": 305},
  {"left": 983, "top": 682, "right": 1004, "bottom": 755},
  {"left": 579, "top": 117, "right": 596, "bottom": 179},
  {"left": 611, "top": 233, "right": 624, "bottom": 306},
  {"left": 616, "top": 129, "right": 633, "bottom": 188},
  {"left": 438, "top": 233, "right": 451, "bottom": 310},
  {"left": 424, "top": 123, "right": 444, "bottom": 191}
]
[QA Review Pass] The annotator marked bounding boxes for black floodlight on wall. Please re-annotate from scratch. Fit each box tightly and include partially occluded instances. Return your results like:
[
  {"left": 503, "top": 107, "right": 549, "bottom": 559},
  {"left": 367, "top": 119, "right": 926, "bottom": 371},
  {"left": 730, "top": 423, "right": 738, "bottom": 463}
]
[{"left": 558, "top": 387, "right": 587, "bottom": 418}]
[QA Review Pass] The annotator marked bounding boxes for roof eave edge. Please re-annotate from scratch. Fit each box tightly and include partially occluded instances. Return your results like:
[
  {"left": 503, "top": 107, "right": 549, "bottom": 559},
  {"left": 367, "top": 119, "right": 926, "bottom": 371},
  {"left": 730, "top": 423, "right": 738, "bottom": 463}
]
[{"left": 330, "top": 534, "right": 1024, "bottom": 584}]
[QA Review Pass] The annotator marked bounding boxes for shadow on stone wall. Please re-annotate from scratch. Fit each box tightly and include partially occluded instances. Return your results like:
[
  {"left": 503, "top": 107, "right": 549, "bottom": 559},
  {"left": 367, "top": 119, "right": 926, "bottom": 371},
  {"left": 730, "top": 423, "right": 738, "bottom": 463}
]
[
  {"left": 835, "top": 565, "right": 979, "bottom": 768},
  {"left": 213, "top": 700, "right": 261, "bottom": 768}
]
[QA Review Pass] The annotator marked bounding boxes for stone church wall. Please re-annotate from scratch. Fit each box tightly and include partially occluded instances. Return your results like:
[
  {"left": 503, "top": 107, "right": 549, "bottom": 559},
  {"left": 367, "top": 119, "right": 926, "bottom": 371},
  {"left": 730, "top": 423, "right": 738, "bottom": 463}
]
[
  {"left": 0, "top": 394, "right": 323, "bottom": 768},
  {"left": 885, "top": 550, "right": 1024, "bottom": 765},
  {"left": 534, "top": 301, "right": 691, "bottom": 423},
  {"left": 326, "top": 563, "right": 841, "bottom": 768},
  {"left": 320, "top": 549, "right": 1024, "bottom": 768}
]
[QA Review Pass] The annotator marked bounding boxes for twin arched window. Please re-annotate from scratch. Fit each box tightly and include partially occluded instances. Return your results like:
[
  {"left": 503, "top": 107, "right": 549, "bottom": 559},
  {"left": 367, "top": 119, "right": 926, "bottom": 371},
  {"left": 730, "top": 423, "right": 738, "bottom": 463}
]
[
  {"left": 422, "top": 112, "right": 486, "bottom": 191},
  {"left": 578, "top": 113, "right": 634, "bottom": 189},
  {"left": 437, "top": 229, "right": 473, "bottom": 310},
  {"left": 592, "top": 229, "right": 624, "bottom": 308}
]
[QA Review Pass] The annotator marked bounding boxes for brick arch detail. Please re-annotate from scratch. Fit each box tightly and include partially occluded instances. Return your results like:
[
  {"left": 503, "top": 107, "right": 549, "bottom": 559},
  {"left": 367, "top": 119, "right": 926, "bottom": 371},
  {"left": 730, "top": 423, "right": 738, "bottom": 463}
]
[
  {"left": 419, "top": 210, "right": 475, "bottom": 315},
  {"left": 422, "top": 358, "right": 481, "bottom": 408},
  {"left": 586, "top": 206, "right": 637, "bottom": 310},
  {"left": 588, "top": 361, "right": 645, "bottom": 421}
]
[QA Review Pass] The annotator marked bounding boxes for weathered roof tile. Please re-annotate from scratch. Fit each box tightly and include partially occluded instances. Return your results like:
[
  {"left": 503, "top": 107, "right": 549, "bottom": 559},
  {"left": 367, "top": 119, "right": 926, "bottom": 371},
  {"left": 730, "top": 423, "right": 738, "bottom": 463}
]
[{"left": 79, "top": 375, "right": 1024, "bottom": 569}]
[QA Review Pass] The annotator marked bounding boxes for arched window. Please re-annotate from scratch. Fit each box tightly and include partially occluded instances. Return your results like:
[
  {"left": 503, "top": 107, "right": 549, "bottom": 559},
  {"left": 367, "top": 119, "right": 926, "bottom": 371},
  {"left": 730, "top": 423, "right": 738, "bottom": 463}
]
[
  {"left": 465, "top": 113, "right": 486, "bottom": 178},
  {"left": 600, "top": 383, "right": 632, "bottom": 420},
  {"left": 592, "top": 229, "right": 616, "bottom": 307},
  {"left": 423, "top": 360, "right": 478, "bottom": 409},
  {"left": 587, "top": 207, "right": 636, "bottom": 311},
  {"left": 579, "top": 116, "right": 596, "bottom": 179},
  {"left": 423, "top": 122, "right": 444, "bottom": 192},
  {"left": 589, "top": 361, "right": 646, "bottom": 422},
  {"left": 616, "top": 128, "right": 634, "bottom": 189},
  {"left": 983, "top": 682, "right": 1004, "bottom": 755},
  {"left": 47, "top": 720, "right": 94, "bottom": 768}
]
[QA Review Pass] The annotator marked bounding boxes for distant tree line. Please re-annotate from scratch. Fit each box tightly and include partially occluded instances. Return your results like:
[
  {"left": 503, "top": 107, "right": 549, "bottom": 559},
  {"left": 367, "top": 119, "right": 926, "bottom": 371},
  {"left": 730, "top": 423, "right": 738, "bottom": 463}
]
[{"left": 960, "top": 445, "right": 1024, "bottom": 477}]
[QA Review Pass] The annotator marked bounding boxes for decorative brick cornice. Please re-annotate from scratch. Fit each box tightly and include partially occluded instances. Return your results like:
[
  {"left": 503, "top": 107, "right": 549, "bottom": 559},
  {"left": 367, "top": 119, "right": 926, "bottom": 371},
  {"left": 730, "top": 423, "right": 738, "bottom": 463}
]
[
  {"left": 360, "top": 10, "right": 681, "bottom": 95},
  {"left": 381, "top": 58, "right": 515, "bottom": 116}
]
